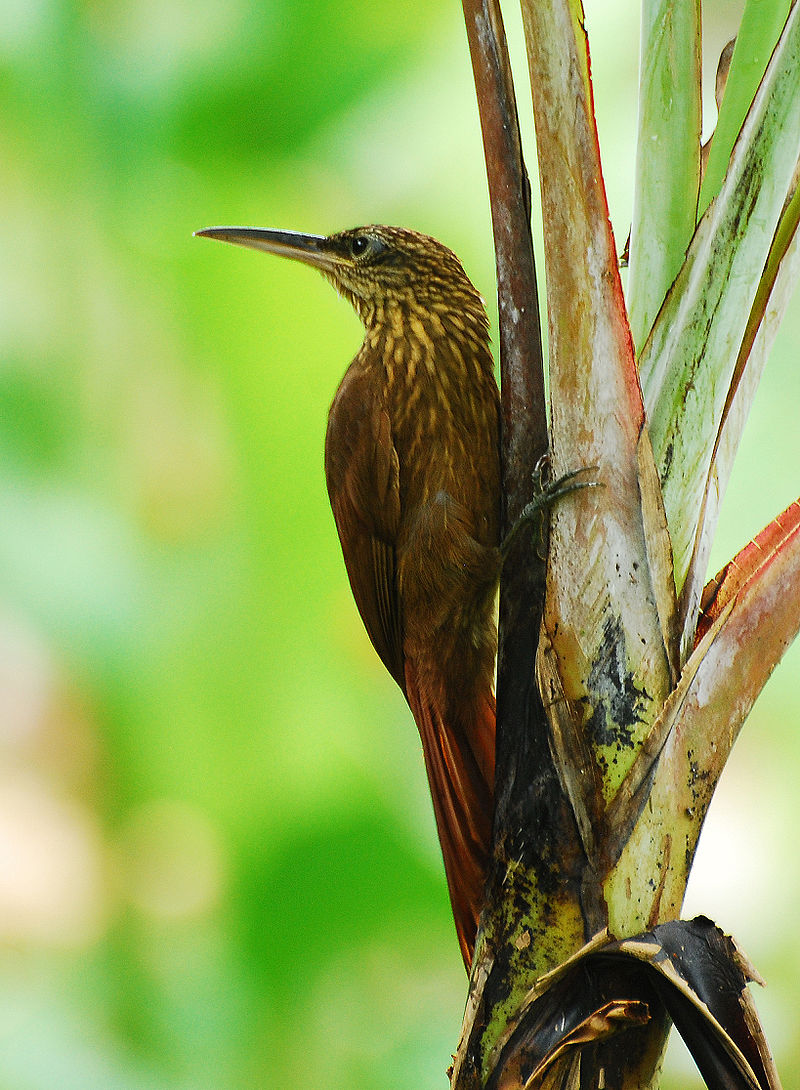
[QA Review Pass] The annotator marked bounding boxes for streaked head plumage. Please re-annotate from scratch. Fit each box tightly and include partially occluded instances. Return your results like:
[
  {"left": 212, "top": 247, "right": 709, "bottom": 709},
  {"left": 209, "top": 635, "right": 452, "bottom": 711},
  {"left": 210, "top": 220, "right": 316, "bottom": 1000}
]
[{"left": 196, "top": 224, "right": 486, "bottom": 326}]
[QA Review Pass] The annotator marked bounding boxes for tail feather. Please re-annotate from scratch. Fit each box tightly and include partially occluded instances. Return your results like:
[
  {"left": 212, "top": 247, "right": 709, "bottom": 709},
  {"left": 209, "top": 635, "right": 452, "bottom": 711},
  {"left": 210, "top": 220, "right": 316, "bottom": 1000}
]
[{"left": 405, "top": 661, "right": 495, "bottom": 970}]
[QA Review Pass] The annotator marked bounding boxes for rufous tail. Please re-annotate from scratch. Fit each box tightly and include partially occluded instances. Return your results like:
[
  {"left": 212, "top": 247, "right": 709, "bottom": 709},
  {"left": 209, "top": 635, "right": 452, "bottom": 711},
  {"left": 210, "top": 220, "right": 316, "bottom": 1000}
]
[{"left": 405, "top": 662, "right": 495, "bottom": 970}]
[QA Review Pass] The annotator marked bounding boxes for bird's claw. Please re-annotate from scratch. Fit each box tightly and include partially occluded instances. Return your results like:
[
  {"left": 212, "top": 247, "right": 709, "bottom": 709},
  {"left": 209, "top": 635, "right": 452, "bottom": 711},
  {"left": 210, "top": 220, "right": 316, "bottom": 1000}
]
[{"left": 501, "top": 464, "right": 601, "bottom": 559}]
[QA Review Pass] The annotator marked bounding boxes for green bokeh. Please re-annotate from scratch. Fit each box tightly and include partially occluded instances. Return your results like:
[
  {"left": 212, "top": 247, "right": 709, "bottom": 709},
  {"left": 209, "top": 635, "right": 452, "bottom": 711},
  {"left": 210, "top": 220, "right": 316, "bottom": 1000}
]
[{"left": 0, "top": 1, "right": 797, "bottom": 1087}]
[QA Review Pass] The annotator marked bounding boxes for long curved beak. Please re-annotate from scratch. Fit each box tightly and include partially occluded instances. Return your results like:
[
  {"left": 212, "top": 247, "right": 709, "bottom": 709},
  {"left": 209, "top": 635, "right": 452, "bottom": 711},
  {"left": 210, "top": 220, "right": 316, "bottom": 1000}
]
[{"left": 194, "top": 226, "right": 339, "bottom": 272}]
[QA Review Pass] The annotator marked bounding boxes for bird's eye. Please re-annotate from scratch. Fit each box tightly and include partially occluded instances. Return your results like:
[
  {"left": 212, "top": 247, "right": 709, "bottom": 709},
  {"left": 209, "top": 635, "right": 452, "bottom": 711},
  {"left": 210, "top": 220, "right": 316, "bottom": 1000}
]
[{"left": 349, "top": 235, "right": 371, "bottom": 258}]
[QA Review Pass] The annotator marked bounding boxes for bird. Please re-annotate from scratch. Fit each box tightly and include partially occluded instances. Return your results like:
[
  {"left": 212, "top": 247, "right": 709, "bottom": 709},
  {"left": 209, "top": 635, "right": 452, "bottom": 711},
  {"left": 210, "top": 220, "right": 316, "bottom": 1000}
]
[{"left": 196, "top": 224, "right": 501, "bottom": 969}]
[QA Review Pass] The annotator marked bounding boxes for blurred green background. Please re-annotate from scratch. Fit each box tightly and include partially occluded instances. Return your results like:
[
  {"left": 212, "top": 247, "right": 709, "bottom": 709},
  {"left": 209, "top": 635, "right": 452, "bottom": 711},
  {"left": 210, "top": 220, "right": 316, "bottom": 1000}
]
[{"left": 0, "top": 0, "right": 798, "bottom": 1086}]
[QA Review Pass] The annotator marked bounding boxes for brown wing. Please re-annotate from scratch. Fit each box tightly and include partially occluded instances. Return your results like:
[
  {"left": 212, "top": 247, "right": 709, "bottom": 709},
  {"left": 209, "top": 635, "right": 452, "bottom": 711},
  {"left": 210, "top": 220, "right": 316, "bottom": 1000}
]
[{"left": 324, "top": 360, "right": 404, "bottom": 690}]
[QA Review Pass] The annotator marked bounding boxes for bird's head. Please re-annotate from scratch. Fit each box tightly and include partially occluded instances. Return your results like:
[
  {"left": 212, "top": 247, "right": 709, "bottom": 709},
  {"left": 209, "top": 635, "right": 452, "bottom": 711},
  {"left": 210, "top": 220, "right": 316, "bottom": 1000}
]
[{"left": 195, "top": 224, "right": 487, "bottom": 330}]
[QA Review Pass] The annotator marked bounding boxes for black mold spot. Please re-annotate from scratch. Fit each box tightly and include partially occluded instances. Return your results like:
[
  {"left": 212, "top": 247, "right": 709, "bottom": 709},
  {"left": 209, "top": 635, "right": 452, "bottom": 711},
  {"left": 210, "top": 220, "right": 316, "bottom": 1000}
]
[
  {"left": 662, "top": 441, "right": 674, "bottom": 484},
  {"left": 586, "top": 615, "right": 649, "bottom": 748}
]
